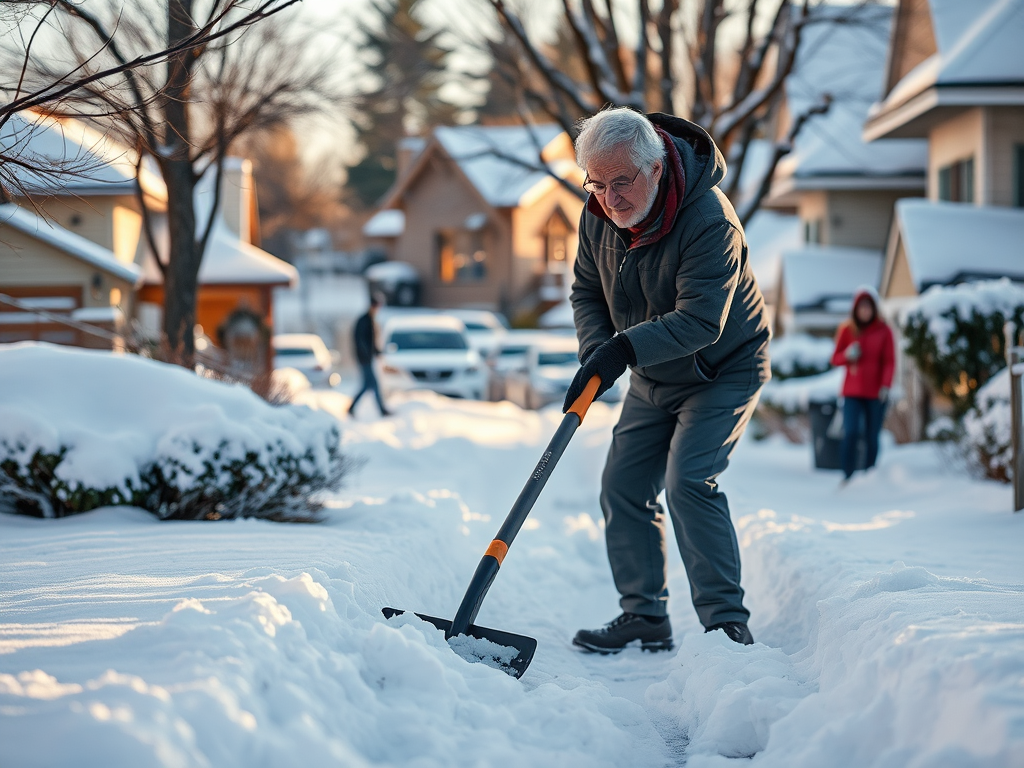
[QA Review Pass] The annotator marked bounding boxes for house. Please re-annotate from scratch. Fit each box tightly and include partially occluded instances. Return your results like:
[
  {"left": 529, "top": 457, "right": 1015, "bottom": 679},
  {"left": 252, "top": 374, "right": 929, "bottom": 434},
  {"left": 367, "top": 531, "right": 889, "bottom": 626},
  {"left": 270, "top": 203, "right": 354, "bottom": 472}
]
[
  {"left": 0, "top": 111, "right": 296, "bottom": 375},
  {"left": 361, "top": 124, "right": 585, "bottom": 319},
  {"left": 135, "top": 158, "right": 297, "bottom": 376},
  {"left": 0, "top": 111, "right": 156, "bottom": 347},
  {"left": 862, "top": 0, "right": 1024, "bottom": 439},
  {"left": 764, "top": 3, "right": 929, "bottom": 336},
  {"left": 0, "top": 204, "right": 140, "bottom": 347}
]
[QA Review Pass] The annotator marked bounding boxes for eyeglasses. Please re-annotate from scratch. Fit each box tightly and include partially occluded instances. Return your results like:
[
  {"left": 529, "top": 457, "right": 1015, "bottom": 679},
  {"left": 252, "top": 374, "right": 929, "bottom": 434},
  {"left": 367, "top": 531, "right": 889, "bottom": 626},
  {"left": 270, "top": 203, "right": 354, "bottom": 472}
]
[{"left": 582, "top": 167, "right": 642, "bottom": 196}]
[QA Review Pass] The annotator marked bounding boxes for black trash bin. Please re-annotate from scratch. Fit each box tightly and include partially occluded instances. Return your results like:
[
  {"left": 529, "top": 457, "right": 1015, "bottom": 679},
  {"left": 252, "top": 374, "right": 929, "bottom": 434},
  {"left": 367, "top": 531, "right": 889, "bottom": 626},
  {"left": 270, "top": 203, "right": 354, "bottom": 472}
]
[
  {"left": 365, "top": 261, "right": 421, "bottom": 307},
  {"left": 809, "top": 398, "right": 866, "bottom": 471}
]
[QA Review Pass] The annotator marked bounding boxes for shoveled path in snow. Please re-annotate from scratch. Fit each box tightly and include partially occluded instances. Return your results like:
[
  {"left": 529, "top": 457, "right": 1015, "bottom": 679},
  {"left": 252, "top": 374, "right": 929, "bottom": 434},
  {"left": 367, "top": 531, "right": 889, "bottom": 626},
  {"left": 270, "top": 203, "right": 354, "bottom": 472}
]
[{"left": 2, "top": 391, "right": 1022, "bottom": 767}]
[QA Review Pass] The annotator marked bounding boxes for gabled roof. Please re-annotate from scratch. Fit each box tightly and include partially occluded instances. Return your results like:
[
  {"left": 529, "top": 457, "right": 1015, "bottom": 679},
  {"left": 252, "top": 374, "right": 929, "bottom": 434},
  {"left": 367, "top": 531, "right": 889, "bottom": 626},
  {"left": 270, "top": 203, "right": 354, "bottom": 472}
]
[
  {"left": 377, "top": 124, "right": 576, "bottom": 217},
  {"left": 0, "top": 203, "right": 142, "bottom": 284},
  {"left": 0, "top": 111, "right": 166, "bottom": 202},
  {"left": 865, "top": 0, "right": 1024, "bottom": 140},
  {"left": 884, "top": 199, "right": 1024, "bottom": 293},
  {"left": 780, "top": 246, "right": 884, "bottom": 311},
  {"left": 139, "top": 161, "right": 296, "bottom": 287},
  {"left": 769, "top": 4, "right": 926, "bottom": 199}
]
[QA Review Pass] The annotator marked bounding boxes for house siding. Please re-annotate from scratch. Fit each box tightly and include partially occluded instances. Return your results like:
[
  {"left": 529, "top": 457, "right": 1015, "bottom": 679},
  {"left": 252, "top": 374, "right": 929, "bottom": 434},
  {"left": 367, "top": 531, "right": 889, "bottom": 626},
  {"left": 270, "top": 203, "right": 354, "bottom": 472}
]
[
  {"left": 510, "top": 181, "right": 584, "bottom": 307},
  {"left": 986, "top": 107, "right": 1024, "bottom": 207},
  {"left": 392, "top": 155, "right": 514, "bottom": 310},
  {"left": 928, "top": 109, "right": 984, "bottom": 202},
  {"left": 36, "top": 194, "right": 143, "bottom": 265},
  {"left": 825, "top": 189, "right": 911, "bottom": 250}
]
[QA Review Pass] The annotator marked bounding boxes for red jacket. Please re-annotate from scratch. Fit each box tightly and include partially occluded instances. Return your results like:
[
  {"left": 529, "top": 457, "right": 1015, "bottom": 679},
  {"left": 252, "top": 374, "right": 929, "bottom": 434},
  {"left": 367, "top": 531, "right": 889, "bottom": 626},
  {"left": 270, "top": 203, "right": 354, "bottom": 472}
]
[{"left": 831, "top": 318, "right": 895, "bottom": 399}]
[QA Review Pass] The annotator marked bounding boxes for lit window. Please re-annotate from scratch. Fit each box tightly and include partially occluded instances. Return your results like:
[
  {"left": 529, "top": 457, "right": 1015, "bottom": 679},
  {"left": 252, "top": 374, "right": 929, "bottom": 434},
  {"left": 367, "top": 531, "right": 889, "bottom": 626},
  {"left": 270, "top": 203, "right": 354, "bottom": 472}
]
[{"left": 437, "top": 230, "right": 487, "bottom": 283}]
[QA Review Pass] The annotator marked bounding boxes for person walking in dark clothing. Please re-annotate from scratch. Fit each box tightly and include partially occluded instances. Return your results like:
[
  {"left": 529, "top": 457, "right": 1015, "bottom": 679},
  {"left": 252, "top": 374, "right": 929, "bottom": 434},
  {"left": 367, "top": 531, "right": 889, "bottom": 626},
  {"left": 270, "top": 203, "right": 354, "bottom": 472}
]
[
  {"left": 349, "top": 295, "right": 391, "bottom": 417},
  {"left": 831, "top": 286, "right": 894, "bottom": 480},
  {"left": 563, "top": 107, "right": 771, "bottom": 653}
]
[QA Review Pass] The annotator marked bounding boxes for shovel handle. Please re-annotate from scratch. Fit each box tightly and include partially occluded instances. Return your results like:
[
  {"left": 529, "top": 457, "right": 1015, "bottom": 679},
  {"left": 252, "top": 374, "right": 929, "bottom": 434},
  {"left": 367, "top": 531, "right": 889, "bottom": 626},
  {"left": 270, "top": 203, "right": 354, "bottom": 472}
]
[
  {"left": 447, "top": 377, "right": 599, "bottom": 639},
  {"left": 566, "top": 375, "right": 601, "bottom": 423}
]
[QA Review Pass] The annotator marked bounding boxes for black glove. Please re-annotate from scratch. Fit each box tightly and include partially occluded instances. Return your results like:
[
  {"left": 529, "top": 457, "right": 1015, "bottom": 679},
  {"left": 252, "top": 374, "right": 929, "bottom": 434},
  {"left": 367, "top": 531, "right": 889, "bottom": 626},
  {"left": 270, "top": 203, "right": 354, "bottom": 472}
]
[{"left": 562, "top": 335, "right": 636, "bottom": 412}]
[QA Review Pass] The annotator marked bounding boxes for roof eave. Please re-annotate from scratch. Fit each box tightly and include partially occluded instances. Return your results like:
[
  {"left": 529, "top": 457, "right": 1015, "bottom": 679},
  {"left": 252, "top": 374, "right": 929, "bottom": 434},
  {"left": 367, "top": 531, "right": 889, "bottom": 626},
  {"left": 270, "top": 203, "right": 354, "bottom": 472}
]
[{"left": 864, "top": 84, "right": 1024, "bottom": 141}]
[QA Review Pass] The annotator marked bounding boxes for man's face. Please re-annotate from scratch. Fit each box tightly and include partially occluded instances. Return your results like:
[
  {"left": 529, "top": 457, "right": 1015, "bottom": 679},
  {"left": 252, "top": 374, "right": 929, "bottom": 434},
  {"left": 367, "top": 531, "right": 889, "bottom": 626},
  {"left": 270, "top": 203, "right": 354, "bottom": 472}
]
[{"left": 586, "top": 151, "right": 662, "bottom": 229}]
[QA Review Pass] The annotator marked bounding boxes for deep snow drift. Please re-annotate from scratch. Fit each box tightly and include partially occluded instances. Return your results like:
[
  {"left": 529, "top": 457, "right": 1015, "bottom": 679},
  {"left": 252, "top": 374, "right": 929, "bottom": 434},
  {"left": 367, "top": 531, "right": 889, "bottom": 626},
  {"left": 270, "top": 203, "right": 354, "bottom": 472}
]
[{"left": 1, "top": 361, "right": 1023, "bottom": 767}]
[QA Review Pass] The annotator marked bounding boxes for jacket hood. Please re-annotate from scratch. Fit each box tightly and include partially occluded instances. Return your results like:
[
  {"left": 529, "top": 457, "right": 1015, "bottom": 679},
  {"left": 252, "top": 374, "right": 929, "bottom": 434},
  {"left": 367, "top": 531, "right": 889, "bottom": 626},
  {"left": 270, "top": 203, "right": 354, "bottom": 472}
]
[
  {"left": 647, "top": 112, "right": 727, "bottom": 209},
  {"left": 851, "top": 285, "right": 881, "bottom": 327}
]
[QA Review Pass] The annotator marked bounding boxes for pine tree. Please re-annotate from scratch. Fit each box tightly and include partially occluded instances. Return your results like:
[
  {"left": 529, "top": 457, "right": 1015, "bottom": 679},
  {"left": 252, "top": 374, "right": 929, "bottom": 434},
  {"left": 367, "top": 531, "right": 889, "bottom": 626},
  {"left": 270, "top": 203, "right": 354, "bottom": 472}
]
[{"left": 347, "top": 0, "right": 462, "bottom": 208}]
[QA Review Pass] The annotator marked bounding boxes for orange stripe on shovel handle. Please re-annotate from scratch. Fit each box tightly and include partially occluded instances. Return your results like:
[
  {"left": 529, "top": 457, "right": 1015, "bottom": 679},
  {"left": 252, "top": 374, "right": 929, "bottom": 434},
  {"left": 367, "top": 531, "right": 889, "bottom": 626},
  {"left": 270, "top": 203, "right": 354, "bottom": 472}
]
[
  {"left": 485, "top": 539, "right": 509, "bottom": 565},
  {"left": 567, "top": 375, "right": 601, "bottom": 422}
]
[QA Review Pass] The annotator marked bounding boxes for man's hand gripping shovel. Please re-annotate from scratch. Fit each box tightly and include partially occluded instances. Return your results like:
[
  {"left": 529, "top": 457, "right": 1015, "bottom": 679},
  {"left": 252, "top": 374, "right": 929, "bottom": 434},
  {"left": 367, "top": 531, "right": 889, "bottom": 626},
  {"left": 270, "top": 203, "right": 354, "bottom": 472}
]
[{"left": 382, "top": 375, "right": 602, "bottom": 679}]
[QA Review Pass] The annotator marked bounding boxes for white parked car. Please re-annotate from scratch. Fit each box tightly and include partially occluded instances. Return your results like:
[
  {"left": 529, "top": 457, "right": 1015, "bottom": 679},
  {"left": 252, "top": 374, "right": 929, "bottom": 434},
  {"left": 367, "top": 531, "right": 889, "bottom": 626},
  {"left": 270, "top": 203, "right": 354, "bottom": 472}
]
[
  {"left": 485, "top": 330, "right": 551, "bottom": 401},
  {"left": 504, "top": 336, "right": 582, "bottom": 410},
  {"left": 504, "top": 335, "right": 629, "bottom": 410},
  {"left": 378, "top": 315, "right": 487, "bottom": 400},
  {"left": 272, "top": 333, "right": 340, "bottom": 388},
  {"left": 441, "top": 309, "right": 509, "bottom": 357}
]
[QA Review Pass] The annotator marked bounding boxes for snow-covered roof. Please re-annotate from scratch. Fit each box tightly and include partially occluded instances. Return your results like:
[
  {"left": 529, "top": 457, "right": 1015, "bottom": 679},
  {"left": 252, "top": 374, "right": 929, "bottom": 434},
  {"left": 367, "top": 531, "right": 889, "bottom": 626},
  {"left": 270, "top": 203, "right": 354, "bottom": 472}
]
[
  {"left": 865, "top": 0, "right": 1024, "bottom": 140},
  {"left": 744, "top": 210, "right": 803, "bottom": 294},
  {"left": 363, "top": 209, "right": 405, "bottom": 238},
  {"left": 433, "top": 124, "right": 567, "bottom": 208},
  {"left": 771, "top": 4, "right": 926, "bottom": 195},
  {"left": 892, "top": 199, "right": 1024, "bottom": 291},
  {"left": 139, "top": 162, "right": 296, "bottom": 287},
  {"left": 0, "top": 203, "right": 141, "bottom": 284},
  {"left": 781, "top": 245, "right": 883, "bottom": 311},
  {"left": 0, "top": 111, "right": 166, "bottom": 200}
]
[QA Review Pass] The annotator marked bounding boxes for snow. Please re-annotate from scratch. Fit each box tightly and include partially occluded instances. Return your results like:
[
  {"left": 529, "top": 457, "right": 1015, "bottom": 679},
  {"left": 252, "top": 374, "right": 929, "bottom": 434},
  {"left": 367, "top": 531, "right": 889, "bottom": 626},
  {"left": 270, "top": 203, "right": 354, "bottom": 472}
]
[
  {"left": 775, "top": 4, "right": 928, "bottom": 187},
  {"left": 868, "top": 0, "right": 1023, "bottom": 125},
  {"left": 963, "top": 367, "right": 1013, "bottom": 478},
  {"left": 138, "top": 164, "right": 298, "bottom": 288},
  {"left": 2, "top": 353, "right": 1023, "bottom": 767},
  {"left": 0, "top": 111, "right": 165, "bottom": 199},
  {"left": 362, "top": 209, "right": 406, "bottom": 238},
  {"left": 744, "top": 210, "right": 802, "bottom": 294},
  {"left": 781, "top": 246, "right": 883, "bottom": 310},
  {"left": 365, "top": 261, "right": 419, "bottom": 283},
  {"left": 760, "top": 367, "right": 845, "bottom": 412},
  {"left": 769, "top": 333, "right": 835, "bottom": 377},
  {"left": 0, "top": 344, "right": 339, "bottom": 509},
  {"left": 0, "top": 204, "right": 141, "bottom": 284},
  {"left": 894, "top": 200, "right": 1024, "bottom": 291},
  {"left": 900, "top": 277, "right": 1024, "bottom": 354},
  {"left": 434, "top": 124, "right": 566, "bottom": 208}
]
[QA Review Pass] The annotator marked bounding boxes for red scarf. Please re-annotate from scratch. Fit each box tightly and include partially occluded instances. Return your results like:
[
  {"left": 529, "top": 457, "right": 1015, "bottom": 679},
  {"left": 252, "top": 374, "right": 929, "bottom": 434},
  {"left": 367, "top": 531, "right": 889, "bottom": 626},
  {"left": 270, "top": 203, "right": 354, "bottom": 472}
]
[{"left": 586, "top": 126, "right": 686, "bottom": 249}]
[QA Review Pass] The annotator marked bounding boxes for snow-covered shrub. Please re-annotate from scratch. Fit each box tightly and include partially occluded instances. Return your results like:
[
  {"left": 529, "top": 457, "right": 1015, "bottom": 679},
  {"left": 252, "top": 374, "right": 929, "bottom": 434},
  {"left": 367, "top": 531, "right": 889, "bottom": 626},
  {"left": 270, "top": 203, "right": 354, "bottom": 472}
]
[
  {"left": 769, "top": 333, "right": 835, "bottom": 379},
  {"left": 901, "top": 278, "right": 1024, "bottom": 417},
  {"left": 0, "top": 344, "right": 349, "bottom": 521},
  {"left": 962, "top": 368, "right": 1012, "bottom": 482}
]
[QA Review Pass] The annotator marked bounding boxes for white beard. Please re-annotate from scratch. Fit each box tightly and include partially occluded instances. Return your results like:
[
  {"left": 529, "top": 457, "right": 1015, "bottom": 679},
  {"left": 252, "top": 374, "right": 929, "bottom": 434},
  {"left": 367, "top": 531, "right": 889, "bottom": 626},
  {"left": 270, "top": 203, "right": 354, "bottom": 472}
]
[{"left": 612, "top": 177, "right": 661, "bottom": 229}]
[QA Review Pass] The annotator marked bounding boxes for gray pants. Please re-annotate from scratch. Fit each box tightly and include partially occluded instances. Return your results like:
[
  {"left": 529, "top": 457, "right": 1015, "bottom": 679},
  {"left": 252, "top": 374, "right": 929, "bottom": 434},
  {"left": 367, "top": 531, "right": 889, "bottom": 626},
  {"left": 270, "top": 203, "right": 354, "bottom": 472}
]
[{"left": 600, "top": 366, "right": 762, "bottom": 627}]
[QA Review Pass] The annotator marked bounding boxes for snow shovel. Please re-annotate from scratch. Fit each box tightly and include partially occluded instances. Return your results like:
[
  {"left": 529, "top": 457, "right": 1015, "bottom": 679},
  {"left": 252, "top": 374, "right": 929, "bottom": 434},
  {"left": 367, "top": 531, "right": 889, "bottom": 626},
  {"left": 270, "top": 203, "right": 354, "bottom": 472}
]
[{"left": 383, "top": 374, "right": 602, "bottom": 679}]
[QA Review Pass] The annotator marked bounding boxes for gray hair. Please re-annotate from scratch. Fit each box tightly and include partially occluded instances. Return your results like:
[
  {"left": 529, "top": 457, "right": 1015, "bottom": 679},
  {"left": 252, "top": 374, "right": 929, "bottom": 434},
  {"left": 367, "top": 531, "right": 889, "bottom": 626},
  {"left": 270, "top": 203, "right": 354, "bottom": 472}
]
[{"left": 574, "top": 107, "right": 666, "bottom": 175}]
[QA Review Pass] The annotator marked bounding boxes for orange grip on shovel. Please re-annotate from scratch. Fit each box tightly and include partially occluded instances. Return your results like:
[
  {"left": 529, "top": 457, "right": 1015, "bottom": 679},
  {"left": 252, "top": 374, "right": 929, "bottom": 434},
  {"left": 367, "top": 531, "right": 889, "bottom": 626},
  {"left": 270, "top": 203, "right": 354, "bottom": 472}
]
[{"left": 567, "top": 375, "right": 601, "bottom": 422}]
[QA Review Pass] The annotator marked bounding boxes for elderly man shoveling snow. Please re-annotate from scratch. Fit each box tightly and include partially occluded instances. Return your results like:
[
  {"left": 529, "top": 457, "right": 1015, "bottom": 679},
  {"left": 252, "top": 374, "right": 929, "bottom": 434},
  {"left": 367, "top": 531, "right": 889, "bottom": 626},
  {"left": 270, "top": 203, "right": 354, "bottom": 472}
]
[{"left": 565, "top": 107, "right": 771, "bottom": 652}]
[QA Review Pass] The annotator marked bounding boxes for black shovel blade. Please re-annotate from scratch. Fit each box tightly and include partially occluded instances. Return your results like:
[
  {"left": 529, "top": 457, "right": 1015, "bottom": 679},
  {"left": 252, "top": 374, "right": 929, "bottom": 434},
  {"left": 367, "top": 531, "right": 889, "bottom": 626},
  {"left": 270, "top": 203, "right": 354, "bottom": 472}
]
[{"left": 382, "top": 607, "right": 537, "bottom": 679}]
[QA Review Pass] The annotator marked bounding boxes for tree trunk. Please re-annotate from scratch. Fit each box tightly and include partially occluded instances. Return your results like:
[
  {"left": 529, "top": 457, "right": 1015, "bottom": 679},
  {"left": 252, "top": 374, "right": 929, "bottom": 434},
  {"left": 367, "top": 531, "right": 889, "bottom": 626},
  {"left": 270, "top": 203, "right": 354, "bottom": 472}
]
[{"left": 161, "top": 0, "right": 200, "bottom": 368}]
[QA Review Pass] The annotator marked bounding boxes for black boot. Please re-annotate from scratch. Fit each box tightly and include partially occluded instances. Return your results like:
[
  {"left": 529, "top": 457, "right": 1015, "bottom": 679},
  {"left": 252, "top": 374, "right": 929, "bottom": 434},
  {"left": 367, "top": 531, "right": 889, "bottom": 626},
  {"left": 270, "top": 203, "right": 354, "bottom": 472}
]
[
  {"left": 705, "top": 621, "right": 754, "bottom": 645},
  {"left": 573, "top": 613, "right": 673, "bottom": 653}
]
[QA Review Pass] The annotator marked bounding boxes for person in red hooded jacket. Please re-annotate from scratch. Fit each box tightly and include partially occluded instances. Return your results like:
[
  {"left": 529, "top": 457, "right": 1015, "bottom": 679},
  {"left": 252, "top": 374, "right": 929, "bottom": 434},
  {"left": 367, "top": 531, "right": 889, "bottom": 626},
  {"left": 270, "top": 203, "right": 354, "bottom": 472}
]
[{"left": 831, "top": 286, "right": 895, "bottom": 480}]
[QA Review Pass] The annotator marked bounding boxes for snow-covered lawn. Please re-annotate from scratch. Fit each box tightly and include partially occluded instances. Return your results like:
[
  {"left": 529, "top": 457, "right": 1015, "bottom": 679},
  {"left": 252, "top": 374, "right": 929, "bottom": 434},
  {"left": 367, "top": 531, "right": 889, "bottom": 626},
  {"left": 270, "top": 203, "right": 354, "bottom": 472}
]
[{"left": 2, "top": 384, "right": 1022, "bottom": 767}]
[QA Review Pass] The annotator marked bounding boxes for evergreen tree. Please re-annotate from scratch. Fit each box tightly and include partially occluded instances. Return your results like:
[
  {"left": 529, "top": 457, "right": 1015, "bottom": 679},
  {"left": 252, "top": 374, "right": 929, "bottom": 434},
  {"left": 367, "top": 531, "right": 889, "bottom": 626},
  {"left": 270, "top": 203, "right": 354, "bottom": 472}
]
[{"left": 347, "top": 0, "right": 462, "bottom": 208}]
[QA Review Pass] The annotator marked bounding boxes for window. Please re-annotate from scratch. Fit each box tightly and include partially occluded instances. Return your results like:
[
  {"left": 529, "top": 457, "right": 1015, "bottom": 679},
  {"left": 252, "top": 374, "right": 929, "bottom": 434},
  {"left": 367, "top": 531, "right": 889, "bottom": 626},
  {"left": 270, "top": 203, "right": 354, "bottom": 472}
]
[
  {"left": 938, "top": 156, "right": 974, "bottom": 203},
  {"left": 1015, "top": 145, "right": 1024, "bottom": 207},
  {"left": 436, "top": 229, "right": 487, "bottom": 283},
  {"left": 804, "top": 218, "right": 822, "bottom": 244},
  {"left": 544, "top": 209, "right": 570, "bottom": 268}
]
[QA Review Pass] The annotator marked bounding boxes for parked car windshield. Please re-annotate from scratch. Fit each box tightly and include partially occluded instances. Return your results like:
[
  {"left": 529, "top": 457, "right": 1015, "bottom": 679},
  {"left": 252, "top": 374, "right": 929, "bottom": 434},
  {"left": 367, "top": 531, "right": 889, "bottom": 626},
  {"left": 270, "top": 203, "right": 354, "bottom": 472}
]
[
  {"left": 390, "top": 330, "right": 468, "bottom": 351},
  {"left": 499, "top": 346, "right": 530, "bottom": 356},
  {"left": 538, "top": 352, "right": 579, "bottom": 366},
  {"left": 275, "top": 347, "right": 316, "bottom": 356}
]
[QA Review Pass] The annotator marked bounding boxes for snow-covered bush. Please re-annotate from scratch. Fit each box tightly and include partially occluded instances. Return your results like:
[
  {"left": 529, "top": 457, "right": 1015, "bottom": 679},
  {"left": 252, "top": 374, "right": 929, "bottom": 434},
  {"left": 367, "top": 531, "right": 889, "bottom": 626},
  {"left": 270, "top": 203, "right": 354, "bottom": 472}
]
[
  {"left": 901, "top": 278, "right": 1024, "bottom": 417},
  {"left": 962, "top": 368, "right": 1012, "bottom": 482},
  {"left": 0, "top": 344, "right": 349, "bottom": 521},
  {"left": 769, "top": 333, "right": 835, "bottom": 379}
]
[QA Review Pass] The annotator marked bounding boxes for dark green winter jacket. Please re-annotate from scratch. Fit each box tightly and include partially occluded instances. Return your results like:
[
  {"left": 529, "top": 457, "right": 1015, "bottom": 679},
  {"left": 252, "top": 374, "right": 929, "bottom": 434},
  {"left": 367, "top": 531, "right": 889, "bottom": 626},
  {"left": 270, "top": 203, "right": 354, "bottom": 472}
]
[{"left": 570, "top": 112, "right": 771, "bottom": 388}]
